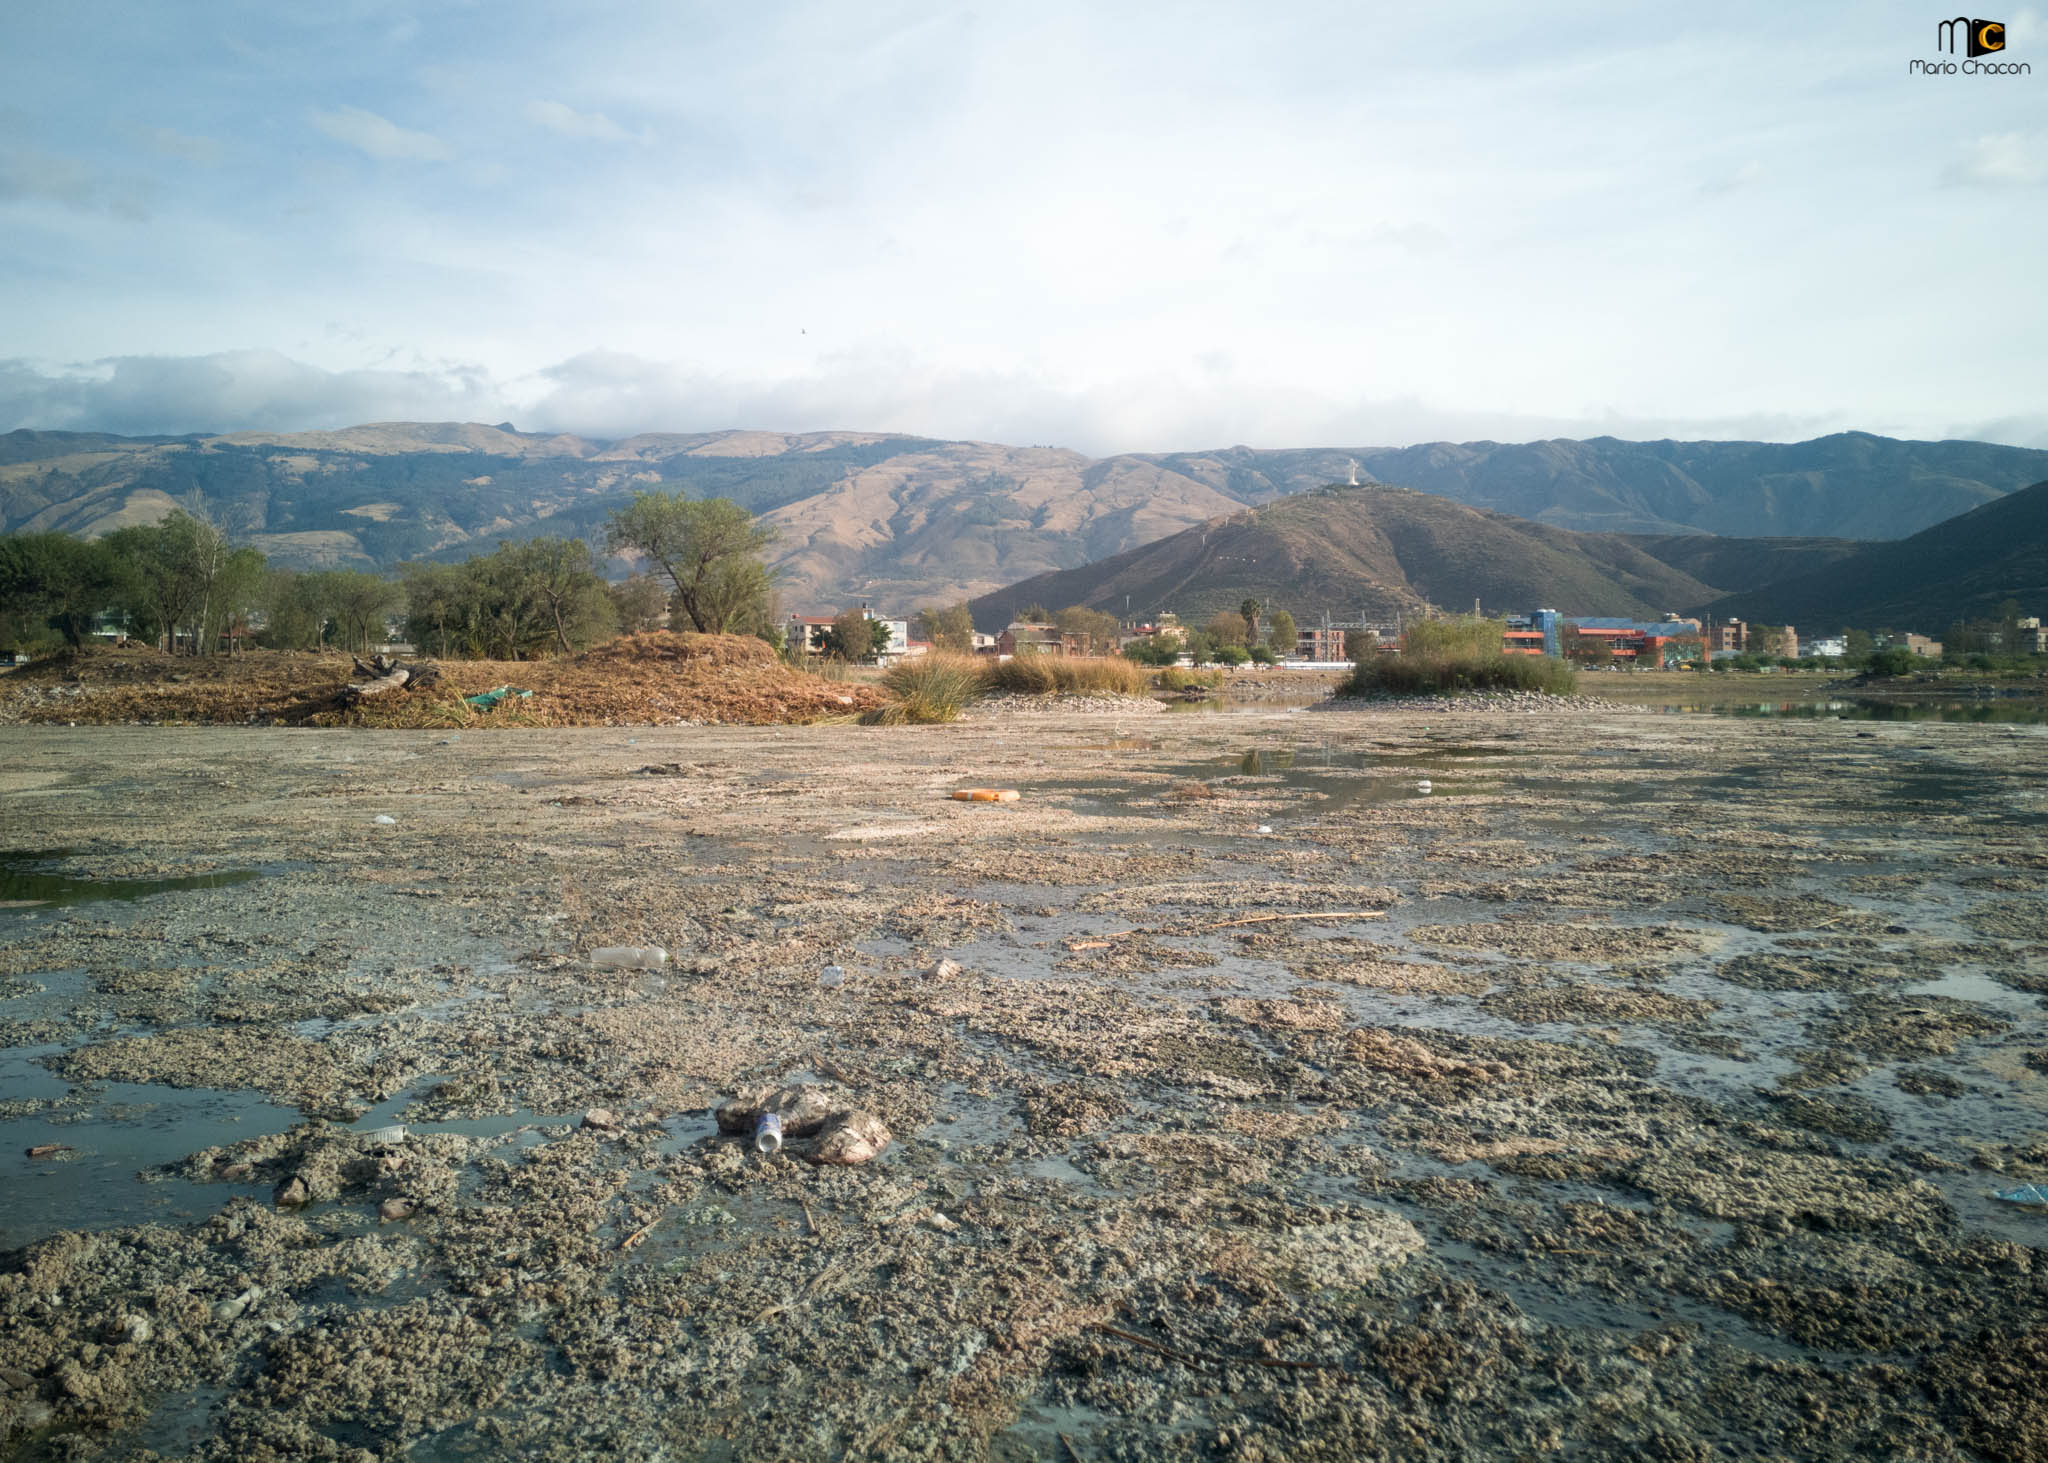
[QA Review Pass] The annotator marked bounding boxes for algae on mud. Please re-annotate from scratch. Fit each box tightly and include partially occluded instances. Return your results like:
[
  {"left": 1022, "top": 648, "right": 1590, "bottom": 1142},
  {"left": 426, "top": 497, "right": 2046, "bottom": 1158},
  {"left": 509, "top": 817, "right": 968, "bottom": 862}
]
[{"left": 0, "top": 707, "right": 2045, "bottom": 1461}]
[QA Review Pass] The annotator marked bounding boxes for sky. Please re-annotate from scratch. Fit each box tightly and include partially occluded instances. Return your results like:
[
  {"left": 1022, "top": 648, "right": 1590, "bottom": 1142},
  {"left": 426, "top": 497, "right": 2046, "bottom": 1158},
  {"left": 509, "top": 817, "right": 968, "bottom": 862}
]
[{"left": 1, "top": 0, "right": 2045, "bottom": 453}]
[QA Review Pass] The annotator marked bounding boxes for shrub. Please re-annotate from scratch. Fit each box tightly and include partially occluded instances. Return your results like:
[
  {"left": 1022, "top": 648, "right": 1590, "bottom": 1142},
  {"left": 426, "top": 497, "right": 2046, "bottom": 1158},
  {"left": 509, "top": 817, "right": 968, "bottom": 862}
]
[
  {"left": 1867, "top": 646, "right": 1918, "bottom": 677},
  {"left": 1343, "top": 651, "right": 1576, "bottom": 699},
  {"left": 862, "top": 652, "right": 983, "bottom": 724},
  {"left": 1155, "top": 666, "right": 1223, "bottom": 693},
  {"left": 980, "top": 655, "right": 1150, "bottom": 697}
]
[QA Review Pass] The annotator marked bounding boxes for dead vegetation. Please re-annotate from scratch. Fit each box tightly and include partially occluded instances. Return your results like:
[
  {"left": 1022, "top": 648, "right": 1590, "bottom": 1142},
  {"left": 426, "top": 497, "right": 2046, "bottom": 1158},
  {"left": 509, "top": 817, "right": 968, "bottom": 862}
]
[{"left": 0, "top": 633, "right": 880, "bottom": 728}]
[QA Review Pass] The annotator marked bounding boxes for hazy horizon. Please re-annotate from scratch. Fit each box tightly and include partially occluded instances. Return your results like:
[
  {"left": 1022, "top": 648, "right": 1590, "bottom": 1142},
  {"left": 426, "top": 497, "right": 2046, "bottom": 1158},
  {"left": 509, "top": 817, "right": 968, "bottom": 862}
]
[{"left": 4, "top": 1, "right": 2045, "bottom": 453}]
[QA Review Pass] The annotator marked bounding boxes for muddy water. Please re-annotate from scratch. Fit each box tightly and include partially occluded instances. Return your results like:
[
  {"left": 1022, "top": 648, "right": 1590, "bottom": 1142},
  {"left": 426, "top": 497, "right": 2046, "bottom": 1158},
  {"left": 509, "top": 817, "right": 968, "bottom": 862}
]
[{"left": 0, "top": 713, "right": 2045, "bottom": 1461}]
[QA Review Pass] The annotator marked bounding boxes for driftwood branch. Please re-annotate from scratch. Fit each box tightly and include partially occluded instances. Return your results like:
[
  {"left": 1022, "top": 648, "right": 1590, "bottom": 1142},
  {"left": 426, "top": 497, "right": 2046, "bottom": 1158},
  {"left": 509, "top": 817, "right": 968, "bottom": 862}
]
[{"left": 344, "top": 655, "right": 442, "bottom": 704}]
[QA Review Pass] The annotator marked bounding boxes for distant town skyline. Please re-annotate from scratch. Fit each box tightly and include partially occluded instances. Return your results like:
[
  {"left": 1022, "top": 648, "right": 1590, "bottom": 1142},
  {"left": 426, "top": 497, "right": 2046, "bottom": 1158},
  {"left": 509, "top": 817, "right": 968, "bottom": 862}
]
[{"left": 2, "top": 1, "right": 2045, "bottom": 451}]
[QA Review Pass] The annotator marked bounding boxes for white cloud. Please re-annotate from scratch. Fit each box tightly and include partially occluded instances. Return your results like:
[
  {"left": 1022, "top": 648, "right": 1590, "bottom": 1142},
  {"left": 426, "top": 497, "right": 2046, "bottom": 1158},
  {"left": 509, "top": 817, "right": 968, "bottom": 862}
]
[
  {"left": 310, "top": 105, "right": 451, "bottom": 162},
  {"left": 1945, "top": 133, "right": 2047, "bottom": 187},
  {"left": 525, "top": 100, "right": 635, "bottom": 143}
]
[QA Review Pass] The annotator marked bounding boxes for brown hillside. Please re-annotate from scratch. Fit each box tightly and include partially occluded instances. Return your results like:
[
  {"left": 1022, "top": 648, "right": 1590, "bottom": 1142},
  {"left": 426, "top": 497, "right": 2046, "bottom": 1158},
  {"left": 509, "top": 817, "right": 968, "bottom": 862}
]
[{"left": 969, "top": 485, "right": 1720, "bottom": 628}]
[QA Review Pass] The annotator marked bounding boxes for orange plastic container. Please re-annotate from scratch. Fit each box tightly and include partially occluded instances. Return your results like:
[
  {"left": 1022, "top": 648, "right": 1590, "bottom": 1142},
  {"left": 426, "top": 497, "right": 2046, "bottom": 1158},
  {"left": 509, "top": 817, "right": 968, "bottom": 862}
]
[{"left": 951, "top": 788, "right": 1021, "bottom": 802}]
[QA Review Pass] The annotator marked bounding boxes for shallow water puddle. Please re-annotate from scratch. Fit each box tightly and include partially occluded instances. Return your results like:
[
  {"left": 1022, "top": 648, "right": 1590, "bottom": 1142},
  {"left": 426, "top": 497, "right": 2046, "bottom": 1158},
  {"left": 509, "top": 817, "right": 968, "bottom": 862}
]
[{"left": 0, "top": 848, "right": 261, "bottom": 910}]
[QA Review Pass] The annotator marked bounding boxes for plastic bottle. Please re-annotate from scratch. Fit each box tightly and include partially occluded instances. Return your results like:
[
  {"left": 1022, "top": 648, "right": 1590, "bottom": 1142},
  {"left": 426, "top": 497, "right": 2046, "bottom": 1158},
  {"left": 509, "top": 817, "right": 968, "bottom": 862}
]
[
  {"left": 590, "top": 946, "right": 667, "bottom": 970},
  {"left": 819, "top": 964, "right": 846, "bottom": 988},
  {"left": 754, "top": 1112, "right": 783, "bottom": 1154}
]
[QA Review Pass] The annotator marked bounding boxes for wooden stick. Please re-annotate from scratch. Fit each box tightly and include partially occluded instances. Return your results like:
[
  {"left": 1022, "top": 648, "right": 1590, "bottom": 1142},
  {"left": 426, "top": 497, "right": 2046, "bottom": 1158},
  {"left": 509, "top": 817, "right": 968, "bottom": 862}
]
[
  {"left": 618, "top": 1213, "right": 663, "bottom": 1250},
  {"left": 1086, "top": 1322, "right": 1351, "bottom": 1377}
]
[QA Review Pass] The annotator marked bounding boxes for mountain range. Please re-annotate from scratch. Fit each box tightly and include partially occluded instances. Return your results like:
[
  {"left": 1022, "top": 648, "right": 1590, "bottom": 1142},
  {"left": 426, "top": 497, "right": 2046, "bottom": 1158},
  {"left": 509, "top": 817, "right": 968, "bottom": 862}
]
[{"left": 8, "top": 424, "right": 2048, "bottom": 614}]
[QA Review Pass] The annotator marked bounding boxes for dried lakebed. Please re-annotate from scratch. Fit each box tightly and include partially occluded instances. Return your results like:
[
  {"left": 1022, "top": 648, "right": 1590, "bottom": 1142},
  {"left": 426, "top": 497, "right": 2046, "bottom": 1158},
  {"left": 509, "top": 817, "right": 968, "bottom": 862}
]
[{"left": 0, "top": 711, "right": 2045, "bottom": 1462}]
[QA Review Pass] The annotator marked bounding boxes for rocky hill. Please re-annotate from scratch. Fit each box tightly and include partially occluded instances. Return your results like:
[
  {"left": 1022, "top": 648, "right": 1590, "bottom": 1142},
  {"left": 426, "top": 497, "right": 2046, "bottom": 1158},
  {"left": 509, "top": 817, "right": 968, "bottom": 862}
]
[
  {"left": 967, "top": 485, "right": 1726, "bottom": 630},
  {"left": 6, "top": 422, "right": 2044, "bottom": 610},
  {"left": 1697, "top": 479, "right": 2048, "bottom": 632}
]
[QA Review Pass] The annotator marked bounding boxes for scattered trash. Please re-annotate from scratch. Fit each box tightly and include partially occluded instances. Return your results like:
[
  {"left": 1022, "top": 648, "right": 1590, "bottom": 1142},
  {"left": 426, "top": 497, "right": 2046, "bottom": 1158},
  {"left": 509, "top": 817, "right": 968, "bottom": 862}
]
[
  {"left": 819, "top": 964, "right": 847, "bottom": 988},
  {"left": 925, "top": 958, "right": 963, "bottom": 980},
  {"left": 363, "top": 1124, "right": 406, "bottom": 1144},
  {"left": 24, "top": 1143, "right": 70, "bottom": 1160},
  {"left": 754, "top": 1112, "right": 784, "bottom": 1155},
  {"left": 582, "top": 1108, "right": 623, "bottom": 1133},
  {"left": 619, "top": 1212, "right": 663, "bottom": 1250},
  {"left": 1995, "top": 1184, "right": 2048, "bottom": 1206},
  {"left": 1416, "top": 779, "right": 1433, "bottom": 793},
  {"left": 591, "top": 945, "right": 667, "bottom": 970},
  {"left": 377, "top": 1197, "right": 417, "bottom": 1222},
  {"left": 1256, "top": 824, "right": 1273, "bottom": 835},
  {"left": 718, "top": 1084, "right": 838, "bottom": 1148},
  {"left": 373, "top": 814, "right": 397, "bottom": 825},
  {"left": 812, "top": 1110, "right": 892, "bottom": 1166},
  {"left": 464, "top": 685, "right": 535, "bottom": 710},
  {"left": 951, "top": 788, "right": 1020, "bottom": 802}
]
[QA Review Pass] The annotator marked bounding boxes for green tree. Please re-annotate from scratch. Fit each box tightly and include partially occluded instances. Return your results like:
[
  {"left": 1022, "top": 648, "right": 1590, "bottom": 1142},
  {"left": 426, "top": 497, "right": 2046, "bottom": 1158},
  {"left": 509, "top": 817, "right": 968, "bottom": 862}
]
[
  {"left": 915, "top": 603, "right": 975, "bottom": 654},
  {"left": 1266, "top": 608, "right": 1296, "bottom": 657},
  {"left": 1018, "top": 603, "right": 1052, "bottom": 623},
  {"left": 0, "top": 534, "right": 129, "bottom": 648},
  {"left": 1121, "top": 634, "right": 1183, "bottom": 667},
  {"left": 819, "top": 608, "right": 888, "bottom": 662},
  {"left": 1054, "top": 605, "right": 1121, "bottom": 653},
  {"left": 604, "top": 493, "right": 776, "bottom": 634},
  {"left": 606, "top": 574, "right": 669, "bottom": 635},
  {"left": 1843, "top": 629, "right": 1874, "bottom": 666},
  {"left": 1204, "top": 610, "right": 1247, "bottom": 647},
  {"left": 258, "top": 569, "right": 327, "bottom": 650},
  {"left": 318, "top": 570, "right": 402, "bottom": 656},
  {"left": 1240, "top": 598, "right": 1261, "bottom": 643}
]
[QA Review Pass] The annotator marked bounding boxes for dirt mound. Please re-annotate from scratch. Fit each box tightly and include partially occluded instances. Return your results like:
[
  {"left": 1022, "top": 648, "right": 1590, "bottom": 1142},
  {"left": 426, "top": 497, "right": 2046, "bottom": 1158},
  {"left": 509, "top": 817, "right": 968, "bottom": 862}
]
[{"left": 0, "top": 635, "right": 879, "bottom": 729}]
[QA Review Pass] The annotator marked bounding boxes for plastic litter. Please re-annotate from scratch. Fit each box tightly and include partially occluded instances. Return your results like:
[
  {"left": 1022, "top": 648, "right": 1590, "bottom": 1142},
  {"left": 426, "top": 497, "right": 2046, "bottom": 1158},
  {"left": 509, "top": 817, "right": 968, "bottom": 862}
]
[
  {"left": 373, "top": 814, "right": 397, "bottom": 825},
  {"left": 591, "top": 946, "right": 667, "bottom": 970},
  {"left": 363, "top": 1124, "right": 405, "bottom": 1145},
  {"left": 1256, "top": 824, "right": 1273, "bottom": 835},
  {"left": 819, "top": 964, "right": 846, "bottom": 988},
  {"left": 464, "top": 685, "right": 534, "bottom": 709},
  {"left": 952, "top": 788, "right": 1020, "bottom": 802},
  {"left": 1995, "top": 1184, "right": 2048, "bottom": 1206},
  {"left": 1415, "top": 779, "right": 1433, "bottom": 793},
  {"left": 754, "top": 1112, "right": 783, "bottom": 1155}
]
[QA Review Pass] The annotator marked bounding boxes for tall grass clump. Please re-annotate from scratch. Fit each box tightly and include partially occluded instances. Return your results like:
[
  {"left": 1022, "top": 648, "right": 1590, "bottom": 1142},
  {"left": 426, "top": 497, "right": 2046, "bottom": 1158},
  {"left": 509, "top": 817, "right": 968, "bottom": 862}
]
[
  {"left": 979, "top": 655, "right": 1151, "bottom": 697},
  {"left": 1154, "top": 666, "right": 1224, "bottom": 693},
  {"left": 861, "top": 652, "right": 984, "bottom": 724},
  {"left": 1343, "top": 617, "right": 1577, "bottom": 698}
]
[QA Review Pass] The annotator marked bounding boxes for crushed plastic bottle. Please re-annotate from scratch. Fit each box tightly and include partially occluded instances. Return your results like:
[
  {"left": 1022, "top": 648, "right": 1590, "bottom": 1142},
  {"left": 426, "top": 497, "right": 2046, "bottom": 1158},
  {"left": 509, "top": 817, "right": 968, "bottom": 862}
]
[
  {"left": 1415, "top": 779, "right": 1433, "bottom": 793},
  {"left": 1256, "top": 824, "right": 1273, "bottom": 835},
  {"left": 373, "top": 814, "right": 397, "bottom": 825},
  {"left": 819, "top": 964, "right": 847, "bottom": 988},
  {"left": 754, "top": 1111, "right": 783, "bottom": 1155},
  {"left": 590, "top": 946, "right": 668, "bottom": 970}
]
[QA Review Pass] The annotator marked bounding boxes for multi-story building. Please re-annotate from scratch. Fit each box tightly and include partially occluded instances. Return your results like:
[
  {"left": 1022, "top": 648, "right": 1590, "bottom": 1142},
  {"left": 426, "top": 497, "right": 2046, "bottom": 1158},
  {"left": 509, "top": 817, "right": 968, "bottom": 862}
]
[{"left": 1294, "top": 627, "right": 1350, "bottom": 661}]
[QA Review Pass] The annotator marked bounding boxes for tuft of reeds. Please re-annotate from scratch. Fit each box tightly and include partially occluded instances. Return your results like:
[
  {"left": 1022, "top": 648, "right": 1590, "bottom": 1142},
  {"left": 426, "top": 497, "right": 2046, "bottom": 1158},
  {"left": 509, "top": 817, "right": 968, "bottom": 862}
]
[
  {"left": 860, "top": 653, "right": 984, "bottom": 724},
  {"left": 978, "top": 656, "right": 1150, "bottom": 696}
]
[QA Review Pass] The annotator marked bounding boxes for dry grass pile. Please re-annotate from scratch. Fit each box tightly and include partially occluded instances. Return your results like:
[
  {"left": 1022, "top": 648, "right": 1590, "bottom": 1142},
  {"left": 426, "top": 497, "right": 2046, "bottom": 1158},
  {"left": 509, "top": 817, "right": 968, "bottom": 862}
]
[{"left": 0, "top": 633, "right": 880, "bottom": 728}]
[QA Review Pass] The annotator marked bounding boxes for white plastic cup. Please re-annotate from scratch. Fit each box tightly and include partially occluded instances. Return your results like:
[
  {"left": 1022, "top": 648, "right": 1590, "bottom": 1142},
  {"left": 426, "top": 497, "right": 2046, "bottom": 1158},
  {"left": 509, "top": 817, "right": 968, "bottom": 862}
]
[{"left": 754, "top": 1112, "right": 783, "bottom": 1154}]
